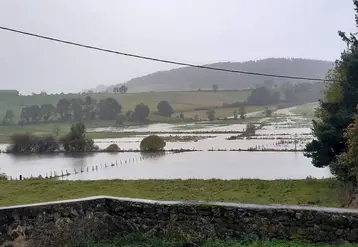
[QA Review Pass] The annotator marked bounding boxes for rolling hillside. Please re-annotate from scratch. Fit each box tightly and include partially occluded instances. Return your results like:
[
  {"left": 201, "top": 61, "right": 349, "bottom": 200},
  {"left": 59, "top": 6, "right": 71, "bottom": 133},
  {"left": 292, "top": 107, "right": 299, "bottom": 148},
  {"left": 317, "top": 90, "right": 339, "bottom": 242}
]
[
  {"left": 0, "top": 90, "right": 252, "bottom": 121},
  {"left": 107, "top": 58, "right": 334, "bottom": 92}
]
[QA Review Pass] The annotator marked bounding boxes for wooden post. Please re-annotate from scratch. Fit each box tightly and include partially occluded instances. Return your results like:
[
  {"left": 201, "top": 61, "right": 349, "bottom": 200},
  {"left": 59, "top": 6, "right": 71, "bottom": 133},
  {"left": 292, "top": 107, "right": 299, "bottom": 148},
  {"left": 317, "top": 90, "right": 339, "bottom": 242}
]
[{"left": 19, "top": 175, "right": 22, "bottom": 181}]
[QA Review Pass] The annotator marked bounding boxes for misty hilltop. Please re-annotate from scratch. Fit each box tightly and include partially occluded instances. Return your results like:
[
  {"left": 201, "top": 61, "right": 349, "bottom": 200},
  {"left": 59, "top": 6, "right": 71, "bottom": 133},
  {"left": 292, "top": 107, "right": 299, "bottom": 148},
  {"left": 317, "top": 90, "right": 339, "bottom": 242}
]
[{"left": 104, "top": 58, "right": 334, "bottom": 93}]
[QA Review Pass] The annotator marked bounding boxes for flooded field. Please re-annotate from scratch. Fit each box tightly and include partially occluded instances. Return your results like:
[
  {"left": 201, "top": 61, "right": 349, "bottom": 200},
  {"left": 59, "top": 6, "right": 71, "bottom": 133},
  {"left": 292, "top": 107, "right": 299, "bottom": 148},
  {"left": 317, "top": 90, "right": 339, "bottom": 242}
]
[
  {"left": 93, "top": 132, "right": 310, "bottom": 151},
  {"left": 92, "top": 116, "right": 313, "bottom": 151},
  {"left": 0, "top": 104, "right": 324, "bottom": 181},
  {"left": 90, "top": 122, "right": 248, "bottom": 133},
  {"left": 0, "top": 151, "right": 330, "bottom": 181}
]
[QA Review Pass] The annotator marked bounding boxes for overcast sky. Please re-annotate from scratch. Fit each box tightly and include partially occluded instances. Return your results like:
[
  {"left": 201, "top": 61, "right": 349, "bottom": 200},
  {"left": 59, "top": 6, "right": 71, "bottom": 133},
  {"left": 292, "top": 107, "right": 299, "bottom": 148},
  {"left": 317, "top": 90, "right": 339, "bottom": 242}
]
[{"left": 0, "top": 0, "right": 356, "bottom": 94}]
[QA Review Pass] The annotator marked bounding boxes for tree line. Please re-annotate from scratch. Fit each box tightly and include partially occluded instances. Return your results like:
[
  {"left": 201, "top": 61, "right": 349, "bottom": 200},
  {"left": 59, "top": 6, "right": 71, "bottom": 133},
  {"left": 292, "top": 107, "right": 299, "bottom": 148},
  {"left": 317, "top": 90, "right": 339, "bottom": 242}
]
[
  {"left": 2, "top": 96, "right": 176, "bottom": 126},
  {"left": 203, "top": 81, "right": 324, "bottom": 121},
  {"left": 7, "top": 121, "right": 168, "bottom": 154},
  {"left": 304, "top": 1, "right": 358, "bottom": 207},
  {"left": 226, "top": 81, "right": 324, "bottom": 106},
  {"left": 7, "top": 122, "right": 96, "bottom": 153}
]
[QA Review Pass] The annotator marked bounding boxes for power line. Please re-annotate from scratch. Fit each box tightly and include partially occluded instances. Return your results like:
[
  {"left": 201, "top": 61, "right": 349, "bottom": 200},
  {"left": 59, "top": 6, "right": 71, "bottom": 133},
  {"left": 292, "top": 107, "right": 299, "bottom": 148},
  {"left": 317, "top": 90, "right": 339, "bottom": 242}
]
[{"left": 0, "top": 25, "right": 335, "bottom": 82}]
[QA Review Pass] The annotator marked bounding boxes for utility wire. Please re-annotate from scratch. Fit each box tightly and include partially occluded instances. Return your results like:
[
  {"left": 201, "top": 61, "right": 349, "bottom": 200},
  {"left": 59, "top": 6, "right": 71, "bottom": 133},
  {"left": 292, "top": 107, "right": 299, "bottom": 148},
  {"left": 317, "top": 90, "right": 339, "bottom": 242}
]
[{"left": 0, "top": 25, "right": 336, "bottom": 82}]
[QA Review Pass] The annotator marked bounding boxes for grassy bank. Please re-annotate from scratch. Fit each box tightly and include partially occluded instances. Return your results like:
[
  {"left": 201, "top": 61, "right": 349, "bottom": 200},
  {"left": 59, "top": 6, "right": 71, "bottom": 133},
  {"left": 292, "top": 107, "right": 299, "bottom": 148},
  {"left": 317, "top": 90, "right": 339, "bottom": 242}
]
[
  {"left": 91, "top": 236, "right": 355, "bottom": 247},
  {"left": 0, "top": 179, "right": 341, "bottom": 207}
]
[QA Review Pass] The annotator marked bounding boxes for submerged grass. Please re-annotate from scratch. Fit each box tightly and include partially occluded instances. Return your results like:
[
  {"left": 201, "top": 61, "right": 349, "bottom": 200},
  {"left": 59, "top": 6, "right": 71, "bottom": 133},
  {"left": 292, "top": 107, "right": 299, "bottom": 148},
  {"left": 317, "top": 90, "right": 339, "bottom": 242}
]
[{"left": 0, "top": 178, "right": 341, "bottom": 207}]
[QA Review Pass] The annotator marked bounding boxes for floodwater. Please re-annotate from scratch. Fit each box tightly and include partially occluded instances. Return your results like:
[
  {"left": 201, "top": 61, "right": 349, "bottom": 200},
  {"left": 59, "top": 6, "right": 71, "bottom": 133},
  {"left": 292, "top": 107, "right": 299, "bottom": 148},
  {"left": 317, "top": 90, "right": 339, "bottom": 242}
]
[
  {"left": 93, "top": 136, "right": 308, "bottom": 151},
  {"left": 0, "top": 151, "right": 330, "bottom": 181},
  {"left": 0, "top": 152, "right": 144, "bottom": 179},
  {"left": 90, "top": 118, "right": 313, "bottom": 151},
  {"left": 89, "top": 123, "right": 248, "bottom": 133},
  {"left": 0, "top": 108, "right": 322, "bottom": 181}
]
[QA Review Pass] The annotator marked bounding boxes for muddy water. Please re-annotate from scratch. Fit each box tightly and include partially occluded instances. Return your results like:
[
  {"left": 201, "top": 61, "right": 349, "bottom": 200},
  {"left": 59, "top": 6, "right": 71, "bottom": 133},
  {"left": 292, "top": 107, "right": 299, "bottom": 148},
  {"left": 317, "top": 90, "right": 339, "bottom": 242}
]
[
  {"left": 0, "top": 113, "right": 321, "bottom": 181},
  {"left": 0, "top": 152, "right": 144, "bottom": 179},
  {"left": 90, "top": 123, "right": 248, "bottom": 133},
  {"left": 62, "top": 151, "right": 330, "bottom": 180},
  {"left": 0, "top": 130, "right": 311, "bottom": 153},
  {"left": 94, "top": 133, "right": 311, "bottom": 151},
  {"left": 0, "top": 151, "right": 330, "bottom": 181}
]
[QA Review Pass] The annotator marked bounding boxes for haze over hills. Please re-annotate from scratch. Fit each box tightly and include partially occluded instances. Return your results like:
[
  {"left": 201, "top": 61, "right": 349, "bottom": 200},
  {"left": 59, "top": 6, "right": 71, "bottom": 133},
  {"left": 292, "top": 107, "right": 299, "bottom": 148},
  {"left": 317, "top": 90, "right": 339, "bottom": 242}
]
[{"left": 99, "top": 58, "right": 334, "bottom": 93}]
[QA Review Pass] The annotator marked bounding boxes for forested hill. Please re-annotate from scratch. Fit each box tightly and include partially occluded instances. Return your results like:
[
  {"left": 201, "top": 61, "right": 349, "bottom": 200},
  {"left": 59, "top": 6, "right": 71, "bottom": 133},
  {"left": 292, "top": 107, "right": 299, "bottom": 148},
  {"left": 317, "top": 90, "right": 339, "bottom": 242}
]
[{"left": 107, "top": 58, "right": 334, "bottom": 93}]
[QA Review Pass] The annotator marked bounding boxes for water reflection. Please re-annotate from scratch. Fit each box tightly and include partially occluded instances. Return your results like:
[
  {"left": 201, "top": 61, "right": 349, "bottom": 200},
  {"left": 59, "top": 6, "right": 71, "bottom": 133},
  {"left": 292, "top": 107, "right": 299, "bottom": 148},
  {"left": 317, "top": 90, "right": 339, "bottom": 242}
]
[
  {"left": 0, "top": 152, "right": 145, "bottom": 179},
  {"left": 0, "top": 151, "right": 331, "bottom": 181},
  {"left": 62, "top": 151, "right": 331, "bottom": 181},
  {"left": 139, "top": 152, "right": 167, "bottom": 160}
]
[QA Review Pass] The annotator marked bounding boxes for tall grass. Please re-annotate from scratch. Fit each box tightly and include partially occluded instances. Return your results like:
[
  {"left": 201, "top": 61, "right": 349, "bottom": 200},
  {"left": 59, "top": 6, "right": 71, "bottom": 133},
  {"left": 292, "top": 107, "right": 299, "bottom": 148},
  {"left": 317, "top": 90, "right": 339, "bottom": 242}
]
[{"left": 89, "top": 235, "right": 356, "bottom": 247}]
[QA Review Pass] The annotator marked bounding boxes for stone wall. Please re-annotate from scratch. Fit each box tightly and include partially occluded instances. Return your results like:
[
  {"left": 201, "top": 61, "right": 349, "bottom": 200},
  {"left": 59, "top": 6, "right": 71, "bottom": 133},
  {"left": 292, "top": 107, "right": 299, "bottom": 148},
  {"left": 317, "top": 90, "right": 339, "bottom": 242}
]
[{"left": 1, "top": 196, "right": 358, "bottom": 246}]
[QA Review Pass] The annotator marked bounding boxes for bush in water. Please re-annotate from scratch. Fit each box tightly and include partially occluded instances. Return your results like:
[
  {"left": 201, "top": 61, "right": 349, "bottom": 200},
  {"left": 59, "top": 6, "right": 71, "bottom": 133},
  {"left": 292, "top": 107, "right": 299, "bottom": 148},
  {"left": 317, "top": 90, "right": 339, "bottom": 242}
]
[
  {"left": 60, "top": 122, "right": 97, "bottom": 152},
  {"left": 245, "top": 123, "right": 256, "bottom": 135},
  {"left": 140, "top": 135, "right": 166, "bottom": 152},
  {"left": 7, "top": 133, "right": 59, "bottom": 153},
  {"left": 105, "top": 144, "right": 120, "bottom": 152}
]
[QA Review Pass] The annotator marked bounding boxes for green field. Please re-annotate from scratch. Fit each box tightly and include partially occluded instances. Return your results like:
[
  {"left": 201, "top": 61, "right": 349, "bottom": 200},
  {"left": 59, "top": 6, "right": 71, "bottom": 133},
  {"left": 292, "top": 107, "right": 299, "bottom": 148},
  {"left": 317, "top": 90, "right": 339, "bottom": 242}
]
[
  {"left": 290, "top": 102, "right": 319, "bottom": 116},
  {"left": 0, "top": 179, "right": 341, "bottom": 207},
  {"left": 0, "top": 90, "right": 251, "bottom": 121},
  {"left": 0, "top": 105, "right": 268, "bottom": 144},
  {"left": 0, "top": 120, "right": 122, "bottom": 144},
  {"left": 182, "top": 105, "right": 272, "bottom": 119}
]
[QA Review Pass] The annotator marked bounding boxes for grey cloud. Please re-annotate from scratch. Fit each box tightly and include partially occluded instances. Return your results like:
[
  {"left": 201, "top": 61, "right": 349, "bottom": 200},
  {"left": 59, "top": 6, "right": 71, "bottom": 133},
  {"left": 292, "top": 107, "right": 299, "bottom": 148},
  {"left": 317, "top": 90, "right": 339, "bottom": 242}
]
[{"left": 0, "top": 0, "right": 355, "bottom": 94}]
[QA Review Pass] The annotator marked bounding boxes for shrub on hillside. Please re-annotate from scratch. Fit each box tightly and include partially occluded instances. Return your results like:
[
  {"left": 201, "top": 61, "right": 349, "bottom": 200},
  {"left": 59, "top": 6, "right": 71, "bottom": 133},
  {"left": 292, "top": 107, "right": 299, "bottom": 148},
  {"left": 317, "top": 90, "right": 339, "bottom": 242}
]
[
  {"left": 206, "top": 110, "right": 216, "bottom": 121},
  {"left": 0, "top": 173, "right": 8, "bottom": 180},
  {"left": 105, "top": 144, "right": 120, "bottom": 152},
  {"left": 140, "top": 135, "right": 166, "bottom": 152},
  {"left": 116, "top": 114, "right": 127, "bottom": 126},
  {"left": 157, "top": 100, "right": 174, "bottom": 117}
]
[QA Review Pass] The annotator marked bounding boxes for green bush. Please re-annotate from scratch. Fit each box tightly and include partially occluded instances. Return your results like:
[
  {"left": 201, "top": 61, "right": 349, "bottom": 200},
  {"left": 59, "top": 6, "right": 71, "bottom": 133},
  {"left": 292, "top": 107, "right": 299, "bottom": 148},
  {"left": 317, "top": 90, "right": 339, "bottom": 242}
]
[
  {"left": 245, "top": 123, "right": 256, "bottom": 135},
  {"left": 7, "top": 133, "right": 59, "bottom": 153},
  {"left": 105, "top": 144, "right": 120, "bottom": 152},
  {"left": 116, "top": 114, "right": 127, "bottom": 126},
  {"left": 60, "top": 122, "right": 97, "bottom": 152},
  {"left": 0, "top": 173, "right": 7, "bottom": 180},
  {"left": 140, "top": 135, "right": 166, "bottom": 152}
]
